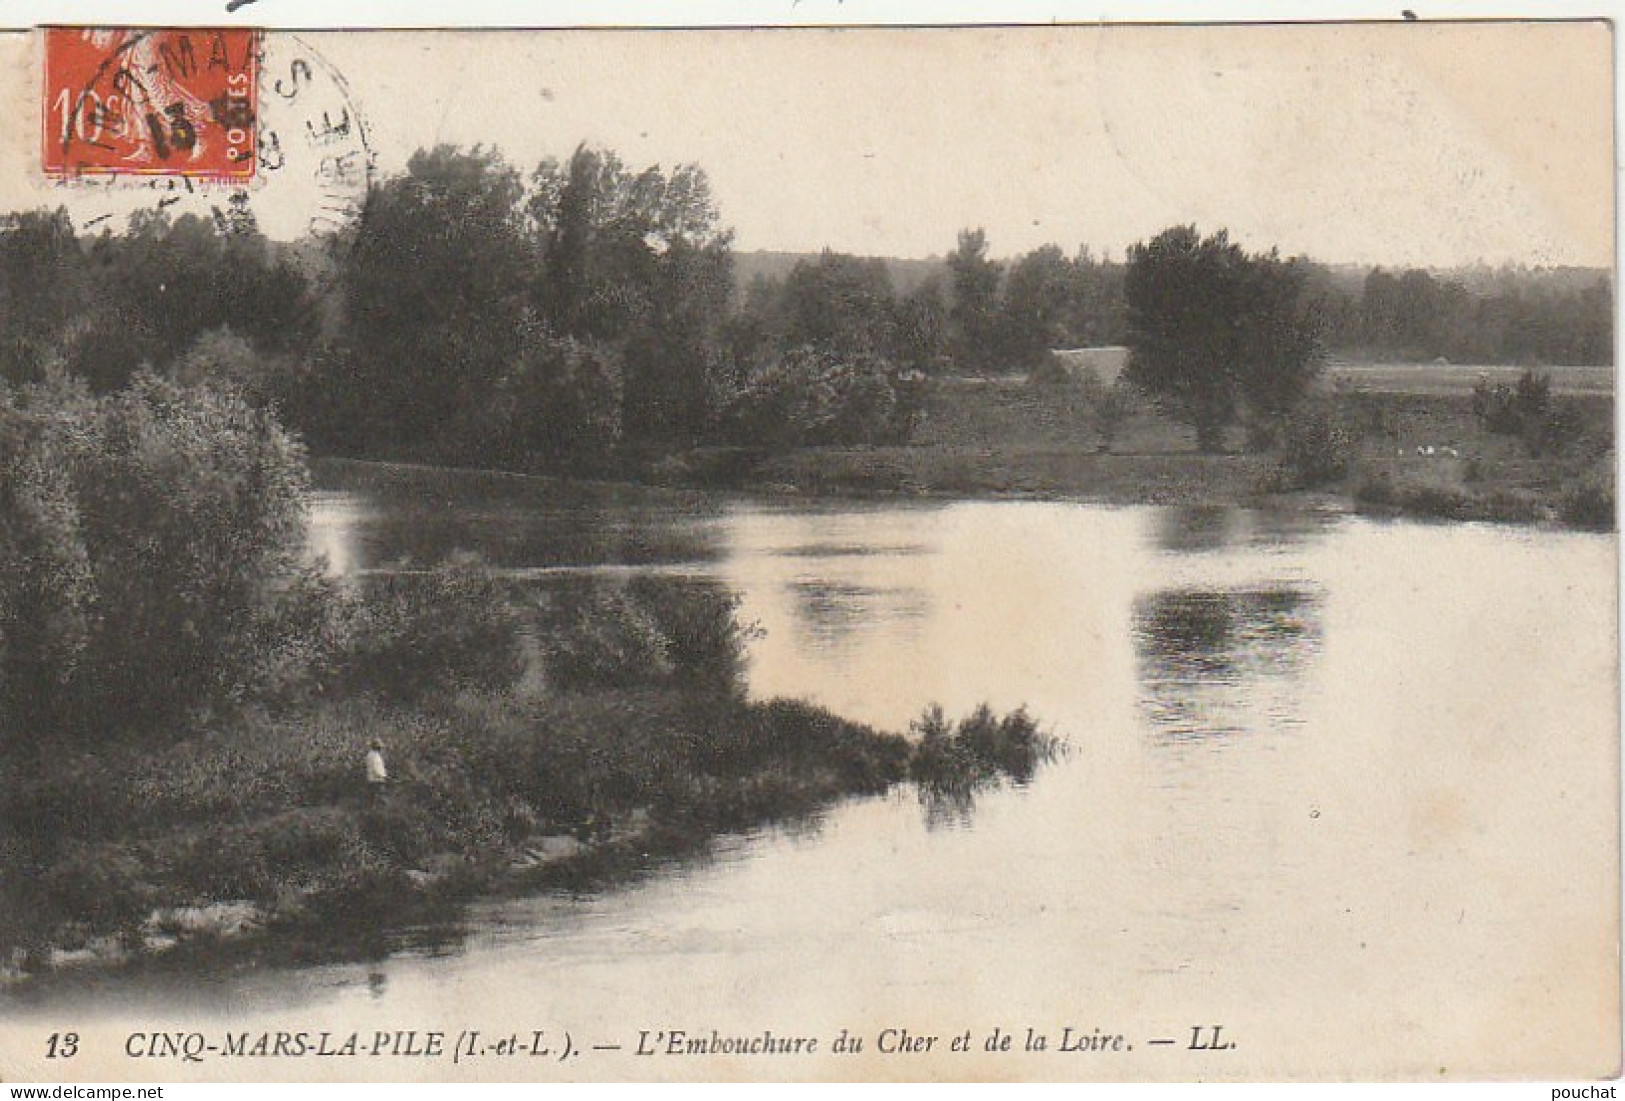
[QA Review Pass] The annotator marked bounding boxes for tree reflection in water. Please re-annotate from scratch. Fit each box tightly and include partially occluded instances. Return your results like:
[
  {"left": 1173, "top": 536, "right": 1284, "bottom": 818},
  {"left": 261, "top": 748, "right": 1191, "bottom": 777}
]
[
  {"left": 1132, "top": 585, "right": 1321, "bottom": 742},
  {"left": 1152, "top": 503, "right": 1331, "bottom": 555},
  {"left": 787, "top": 578, "right": 930, "bottom": 652}
]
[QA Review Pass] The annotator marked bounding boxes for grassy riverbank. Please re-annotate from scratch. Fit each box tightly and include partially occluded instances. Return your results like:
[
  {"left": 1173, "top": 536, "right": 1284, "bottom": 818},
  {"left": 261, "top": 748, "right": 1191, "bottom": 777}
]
[
  {"left": 0, "top": 376, "right": 1063, "bottom": 986},
  {"left": 0, "top": 688, "right": 914, "bottom": 971},
  {"left": 307, "top": 368, "right": 1613, "bottom": 531},
  {"left": 660, "top": 372, "right": 1614, "bottom": 530},
  {"left": 0, "top": 567, "right": 1055, "bottom": 981}
]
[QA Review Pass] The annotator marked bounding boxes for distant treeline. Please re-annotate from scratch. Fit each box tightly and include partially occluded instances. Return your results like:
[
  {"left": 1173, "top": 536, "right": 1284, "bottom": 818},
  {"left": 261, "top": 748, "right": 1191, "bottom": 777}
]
[
  {"left": 0, "top": 147, "right": 935, "bottom": 468},
  {"left": 740, "top": 245, "right": 1614, "bottom": 369},
  {"left": 1312, "top": 264, "right": 1613, "bottom": 366},
  {"left": 0, "top": 142, "right": 1611, "bottom": 477}
]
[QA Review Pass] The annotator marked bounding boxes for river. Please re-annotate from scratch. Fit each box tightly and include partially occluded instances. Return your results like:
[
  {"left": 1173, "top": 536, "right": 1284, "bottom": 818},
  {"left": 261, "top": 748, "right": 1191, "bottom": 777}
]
[{"left": 6, "top": 472, "right": 1617, "bottom": 1080}]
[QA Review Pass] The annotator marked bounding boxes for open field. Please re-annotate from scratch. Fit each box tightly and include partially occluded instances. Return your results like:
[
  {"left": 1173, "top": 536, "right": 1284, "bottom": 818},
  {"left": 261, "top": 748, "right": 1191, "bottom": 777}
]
[
  {"left": 1329, "top": 362, "right": 1614, "bottom": 396},
  {"left": 725, "top": 369, "right": 1614, "bottom": 529}
]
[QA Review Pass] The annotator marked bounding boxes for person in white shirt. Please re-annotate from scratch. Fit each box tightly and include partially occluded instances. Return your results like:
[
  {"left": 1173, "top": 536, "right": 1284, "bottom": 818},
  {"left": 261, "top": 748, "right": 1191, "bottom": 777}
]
[{"left": 366, "top": 739, "right": 388, "bottom": 789}]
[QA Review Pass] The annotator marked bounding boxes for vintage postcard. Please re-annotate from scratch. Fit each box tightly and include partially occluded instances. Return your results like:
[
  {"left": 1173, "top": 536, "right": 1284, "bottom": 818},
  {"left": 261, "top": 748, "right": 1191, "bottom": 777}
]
[{"left": 0, "top": 12, "right": 1615, "bottom": 1086}]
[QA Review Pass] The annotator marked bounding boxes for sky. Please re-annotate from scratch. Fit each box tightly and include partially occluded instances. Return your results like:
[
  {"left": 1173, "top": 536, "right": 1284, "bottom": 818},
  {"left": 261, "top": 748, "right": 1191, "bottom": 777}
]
[{"left": 0, "top": 18, "right": 1614, "bottom": 269}]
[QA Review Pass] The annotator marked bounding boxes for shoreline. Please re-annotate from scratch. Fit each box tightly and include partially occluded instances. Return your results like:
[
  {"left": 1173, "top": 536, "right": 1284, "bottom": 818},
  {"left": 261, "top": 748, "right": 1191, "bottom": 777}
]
[
  {"left": 7, "top": 373, "right": 1610, "bottom": 993},
  {"left": 7, "top": 773, "right": 854, "bottom": 991},
  {"left": 2, "top": 692, "right": 1054, "bottom": 994},
  {"left": 307, "top": 372, "right": 1615, "bottom": 534},
  {"left": 312, "top": 444, "right": 1611, "bottom": 534}
]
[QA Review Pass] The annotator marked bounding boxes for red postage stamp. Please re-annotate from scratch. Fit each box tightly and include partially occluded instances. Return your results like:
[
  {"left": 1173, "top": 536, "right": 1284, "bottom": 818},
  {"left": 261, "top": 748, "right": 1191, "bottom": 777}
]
[{"left": 42, "top": 27, "right": 258, "bottom": 179}]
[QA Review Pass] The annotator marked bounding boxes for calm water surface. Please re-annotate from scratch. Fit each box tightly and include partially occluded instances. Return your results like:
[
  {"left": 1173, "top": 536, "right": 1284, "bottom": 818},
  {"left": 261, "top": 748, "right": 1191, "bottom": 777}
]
[{"left": 11, "top": 479, "right": 1617, "bottom": 1079}]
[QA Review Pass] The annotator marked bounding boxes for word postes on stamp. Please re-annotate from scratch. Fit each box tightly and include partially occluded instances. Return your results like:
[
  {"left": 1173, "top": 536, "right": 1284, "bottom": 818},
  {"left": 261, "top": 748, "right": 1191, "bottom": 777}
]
[{"left": 43, "top": 28, "right": 257, "bottom": 179}]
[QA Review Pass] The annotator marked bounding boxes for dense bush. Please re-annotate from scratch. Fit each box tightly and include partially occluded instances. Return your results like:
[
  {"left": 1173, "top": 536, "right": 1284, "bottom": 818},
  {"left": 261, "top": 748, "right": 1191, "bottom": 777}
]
[
  {"left": 170, "top": 326, "right": 293, "bottom": 407},
  {"left": 538, "top": 583, "right": 675, "bottom": 691},
  {"left": 1471, "top": 373, "right": 1523, "bottom": 434},
  {"left": 627, "top": 576, "right": 758, "bottom": 695},
  {"left": 483, "top": 330, "right": 624, "bottom": 473},
  {"left": 1560, "top": 482, "right": 1615, "bottom": 531},
  {"left": 1524, "top": 400, "right": 1589, "bottom": 458},
  {"left": 0, "top": 374, "right": 322, "bottom": 741},
  {"left": 1393, "top": 483, "right": 1470, "bottom": 520},
  {"left": 1026, "top": 353, "right": 1073, "bottom": 388},
  {"left": 1353, "top": 474, "right": 1472, "bottom": 521},
  {"left": 339, "top": 553, "right": 526, "bottom": 704},
  {"left": 1088, "top": 378, "right": 1136, "bottom": 452},
  {"left": 679, "top": 696, "right": 909, "bottom": 789},
  {"left": 908, "top": 703, "right": 1059, "bottom": 792},
  {"left": 540, "top": 576, "right": 758, "bottom": 696},
  {"left": 36, "top": 841, "right": 157, "bottom": 938},
  {"left": 724, "top": 346, "right": 908, "bottom": 450},
  {"left": 1030, "top": 364, "right": 1137, "bottom": 452},
  {"left": 1352, "top": 470, "right": 1397, "bottom": 509},
  {"left": 1272, "top": 401, "right": 1354, "bottom": 489},
  {"left": 1472, "top": 368, "right": 1583, "bottom": 456}
]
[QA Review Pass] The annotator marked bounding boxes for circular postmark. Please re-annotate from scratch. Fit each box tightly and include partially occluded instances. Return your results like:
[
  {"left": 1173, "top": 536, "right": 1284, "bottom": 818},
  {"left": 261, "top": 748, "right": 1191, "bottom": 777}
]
[
  {"left": 251, "top": 34, "right": 376, "bottom": 241},
  {"left": 43, "top": 30, "right": 374, "bottom": 243}
]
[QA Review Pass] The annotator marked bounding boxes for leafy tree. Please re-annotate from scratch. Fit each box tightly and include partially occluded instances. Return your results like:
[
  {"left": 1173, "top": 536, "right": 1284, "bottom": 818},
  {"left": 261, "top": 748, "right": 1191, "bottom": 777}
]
[
  {"left": 1234, "top": 252, "right": 1327, "bottom": 447},
  {"left": 338, "top": 144, "right": 531, "bottom": 460},
  {"left": 894, "top": 274, "right": 951, "bottom": 374},
  {"left": 0, "top": 381, "right": 94, "bottom": 739},
  {"left": 777, "top": 251, "right": 898, "bottom": 358},
  {"left": 171, "top": 326, "right": 290, "bottom": 406},
  {"left": 488, "top": 325, "right": 623, "bottom": 473},
  {"left": 530, "top": 145, "right": 733, "bottom": 447},
  {"left": 0, "top": 375, "right": 320, "bottom": 741},
  {"left": 1568, "top": 280, "right": 1613, "bottom": 365},
  {"left": 997, "top": 244, "right": 1076, "bottom": 369},
  {"left": 947, "top": 228, "right": 1003, "bottom": 373},
  {"left": 0, "top": 209, "right": 86, "bottom": 386},
  {"left": 66, "top": 211, "right": 316, "bottom": 395},
  {"left": 1123, "top": 226, "right": 1249, "bottom": 450},
  {"left": 1123, "top": 225, "right": 1323, "bottom": 451},
  {"left": 1353, "top": 263, "right": 1611, "bottom": 366},
  {"left": 1059, "top": 247, "right": 1128, "bottom": 347},
  {"left": 1298, "top": 263, "right": 1361, "bottom": 353},
  {"left": 724, "top": 251, "right": 945, "bottom": 379},
  {"left": 724, "top": 345, "right": 902, "bottom": 450},
  {"left": 722, "top": 273, "right": 789, "bottom": 377},
  {"left": 1359, "top": 267, "right": 1402, "bottom": 353},
  {"left": 621, "top": 235, "right": 734, "bottom": 446}
]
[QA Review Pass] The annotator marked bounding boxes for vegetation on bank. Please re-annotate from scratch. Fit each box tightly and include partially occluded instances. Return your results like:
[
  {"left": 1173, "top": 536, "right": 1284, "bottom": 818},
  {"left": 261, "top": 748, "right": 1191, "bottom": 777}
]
[
  {"left": 0, "top": 142, "right": 1610, "bottom": 479},
  {"left": 657, "top": 367, "right": 1613, "bottom": 532},
  {"left": 0, "top": 147, "right": 1606, "bottom": 535},
  {"left": 0, "top": 689, "right": 906, "bottom": 967},
  {"left": 910, "top": 704, "right": 1060, "bottom": 792},
  {"left": 0, "top": 140, "right": 1609, "bottom": 979},
  {"left": 0, "top": 375, "right": 1057, "bottom": 980},
  {"left": 4, "top": 679, "right": 1054, "bottom": 977}
]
